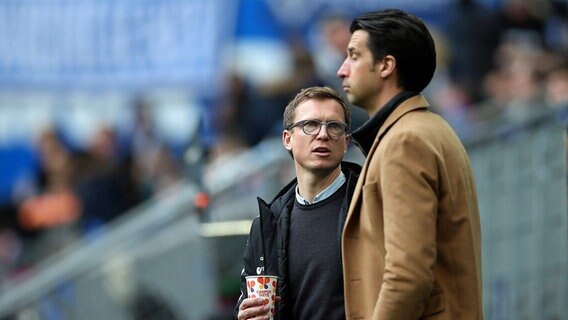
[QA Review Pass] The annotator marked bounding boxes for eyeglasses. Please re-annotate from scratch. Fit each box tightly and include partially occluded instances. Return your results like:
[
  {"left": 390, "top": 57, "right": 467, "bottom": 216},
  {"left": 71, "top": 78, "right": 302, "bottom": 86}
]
[{"left": 287, "top": 119, "right": 348, "bottom": 138}]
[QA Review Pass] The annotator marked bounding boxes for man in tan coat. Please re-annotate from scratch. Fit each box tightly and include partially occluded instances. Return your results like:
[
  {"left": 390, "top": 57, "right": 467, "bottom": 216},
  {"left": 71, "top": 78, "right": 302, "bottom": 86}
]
[{"left": 337, "top": 9, "right": 483, "bottom": 319}]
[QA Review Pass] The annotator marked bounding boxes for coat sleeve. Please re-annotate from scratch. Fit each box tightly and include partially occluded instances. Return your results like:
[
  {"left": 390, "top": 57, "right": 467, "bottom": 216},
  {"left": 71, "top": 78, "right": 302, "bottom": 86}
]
[
  {"left": 233, "top": 218, "right": 262, "bottom": 319},
  {"left": 374, "top": 131, "right": 439, "bottom": 320}
]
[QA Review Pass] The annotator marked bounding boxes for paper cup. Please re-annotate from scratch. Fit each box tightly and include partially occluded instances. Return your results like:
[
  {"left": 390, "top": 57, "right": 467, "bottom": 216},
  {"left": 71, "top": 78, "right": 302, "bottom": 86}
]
[{"left": 245, "top": 275, "right": 278, "bottom": 319}]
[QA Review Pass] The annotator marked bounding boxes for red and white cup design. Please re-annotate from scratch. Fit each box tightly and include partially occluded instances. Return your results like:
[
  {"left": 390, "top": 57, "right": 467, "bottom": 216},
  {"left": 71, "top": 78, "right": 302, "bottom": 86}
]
[{"left": 245, "top": 275, "right": 278, "bottom": 319}]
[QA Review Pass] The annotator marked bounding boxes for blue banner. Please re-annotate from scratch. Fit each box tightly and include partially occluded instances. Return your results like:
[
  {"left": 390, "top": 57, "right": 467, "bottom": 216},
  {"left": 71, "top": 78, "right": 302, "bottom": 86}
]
[
  {"left": 0, "top": 0, "right": 237, "bottom": 92},
  {"left": 263, "top": 0, "right": 455, "bottom": 27}
]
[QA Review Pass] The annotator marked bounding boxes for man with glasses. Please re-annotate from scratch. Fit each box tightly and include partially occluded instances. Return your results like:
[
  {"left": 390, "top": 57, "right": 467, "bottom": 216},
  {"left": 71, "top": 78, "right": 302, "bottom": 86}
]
[{"left": 234, "top": 86, "right": 361, "bottom": 320}]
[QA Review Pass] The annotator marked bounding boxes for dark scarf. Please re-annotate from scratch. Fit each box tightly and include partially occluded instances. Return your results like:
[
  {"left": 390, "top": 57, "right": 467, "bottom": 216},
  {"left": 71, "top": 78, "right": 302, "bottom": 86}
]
[{"left": 351, "top": 91, "right": 418, "bottom": 156}]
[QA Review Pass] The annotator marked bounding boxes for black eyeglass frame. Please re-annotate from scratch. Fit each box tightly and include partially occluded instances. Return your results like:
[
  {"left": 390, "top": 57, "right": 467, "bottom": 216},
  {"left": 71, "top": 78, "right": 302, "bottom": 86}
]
[{"left": 286, "top": 119, "right": 349, "bottom": 138}]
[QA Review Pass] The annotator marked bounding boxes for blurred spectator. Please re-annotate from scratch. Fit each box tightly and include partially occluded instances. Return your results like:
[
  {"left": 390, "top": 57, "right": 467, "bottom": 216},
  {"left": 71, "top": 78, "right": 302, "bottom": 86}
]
[
  {"left": 545, "top": 0, "right": 568, "bottom": 52},
  {"left": 15, "top": 128, "right": 82, "bottom": 274},
  {"left": 18, "top": 129, "right": 81, "bottom": 230},
  {"left": 215, "top": 73, "right": 249, "bottom": 132},
  {"left": 496, "top": 0, "right": 546, "bottom": 42},
  {"left": 207, "top": 128, "right": 249, "bottom": 167},
  {"left": 426, "top": 25, "right": 480, "bottom": 140},
  {"left": 444, "top": 0, "right": 502, "bottom": 102},
  {"left": 477, "top": 31, "right": 550, "bottom": 132},
  {"left": 129, "top": 97, "right": 173, "bottom": 198},
  {"left": 475, "top": 69, "right": 511, "bottom": 129},
  {"left": 211, "top": 72, "right": 252, "bottom": 155},
  {"left": 309, "top": 13, "right": 353, "bottom": 92},
  {"left": 544, "top": 61, "right": 568, "bottom": 108},
  {"left": 258, "top": 39, "right": 324, "bottom": 99},
  {"left": 75, "top": 126, "right": 140, "bottom": 233},
  {"left": 239, "top": 40, "right": 326, "bottom": 146},
  {"left": 149, "top": 145, "right": 185, "bottom": 194}
]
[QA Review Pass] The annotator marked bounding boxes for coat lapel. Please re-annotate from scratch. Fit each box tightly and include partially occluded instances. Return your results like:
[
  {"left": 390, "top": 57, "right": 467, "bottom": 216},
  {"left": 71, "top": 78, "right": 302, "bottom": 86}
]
[{"left": 344, "top": 95, "right": 431, "bottom": 226}]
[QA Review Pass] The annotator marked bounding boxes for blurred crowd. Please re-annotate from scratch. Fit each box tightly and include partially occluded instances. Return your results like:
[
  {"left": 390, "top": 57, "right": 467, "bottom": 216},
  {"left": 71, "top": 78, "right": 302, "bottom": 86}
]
[
  {"left": 214, "top": 0, "right": 568, "bottom": 151},
  {"left": 0, "top": 96, "right": 190, "bottom": 288},
  {"left": 0, "top": 0, "right": 567, "bottom": 294},
  {"left": 429, "top": 0, "right": 568, "bottom": 139}
]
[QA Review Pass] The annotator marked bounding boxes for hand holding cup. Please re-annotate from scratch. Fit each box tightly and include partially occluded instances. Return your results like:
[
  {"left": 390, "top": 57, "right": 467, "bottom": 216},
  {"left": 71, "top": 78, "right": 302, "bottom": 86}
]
[{"left": 238, "top": 276, "right": 278, "bottom": 320}]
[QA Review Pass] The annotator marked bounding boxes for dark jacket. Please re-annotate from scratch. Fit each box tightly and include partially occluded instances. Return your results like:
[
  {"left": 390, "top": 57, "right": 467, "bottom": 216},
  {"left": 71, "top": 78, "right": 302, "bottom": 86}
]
[{"left": 233, "top": 161, "right": 361, "bottom": 319}]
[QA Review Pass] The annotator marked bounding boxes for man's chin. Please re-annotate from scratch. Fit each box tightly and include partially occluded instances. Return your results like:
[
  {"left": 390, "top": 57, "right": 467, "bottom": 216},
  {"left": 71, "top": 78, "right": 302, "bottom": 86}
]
[{"left": 309, "top": 160, "right": 341, "bottom": 172}]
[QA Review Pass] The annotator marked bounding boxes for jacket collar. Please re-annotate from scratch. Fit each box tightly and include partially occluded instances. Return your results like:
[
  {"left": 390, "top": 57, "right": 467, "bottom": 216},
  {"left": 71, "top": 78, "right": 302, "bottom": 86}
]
[
  {"left": 258, "top": 161, "right": 362, "bottom": 220},
  {"left": 351, "top": 93, "right": 429, "bottom": 155}
]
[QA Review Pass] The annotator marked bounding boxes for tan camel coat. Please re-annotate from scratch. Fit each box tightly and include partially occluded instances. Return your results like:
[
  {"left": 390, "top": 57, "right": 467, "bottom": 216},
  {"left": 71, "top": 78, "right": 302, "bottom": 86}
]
[{"left": 342, "top": 95, "right": 483, "bottom": 320}]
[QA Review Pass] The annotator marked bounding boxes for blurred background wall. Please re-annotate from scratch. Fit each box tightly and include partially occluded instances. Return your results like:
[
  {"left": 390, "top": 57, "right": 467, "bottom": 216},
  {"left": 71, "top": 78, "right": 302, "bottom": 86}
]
[{"left": 0, "top": 0, "right": 566, "bottom": 319}]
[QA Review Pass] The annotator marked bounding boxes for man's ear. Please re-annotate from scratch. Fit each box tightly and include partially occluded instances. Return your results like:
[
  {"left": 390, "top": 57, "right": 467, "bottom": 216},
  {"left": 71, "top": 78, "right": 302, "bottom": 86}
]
[
  {"left": 379, "top": 55, "right": 396, "bottom": 79},
  {"left": 282, "top": 130, "right": 293, "bottom": 151}
]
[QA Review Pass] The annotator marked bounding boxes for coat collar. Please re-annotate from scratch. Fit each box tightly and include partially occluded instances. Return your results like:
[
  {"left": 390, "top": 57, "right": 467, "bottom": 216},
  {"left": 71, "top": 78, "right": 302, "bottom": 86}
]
[
  {"left": 352, "top": 94, "right": 430, "bottom": 158},
  {"left": 351, "top": 91, "right": 419, "bottom": 156},
  {"left": 378, "top": 94, "right": 430, "bottom": 139}
]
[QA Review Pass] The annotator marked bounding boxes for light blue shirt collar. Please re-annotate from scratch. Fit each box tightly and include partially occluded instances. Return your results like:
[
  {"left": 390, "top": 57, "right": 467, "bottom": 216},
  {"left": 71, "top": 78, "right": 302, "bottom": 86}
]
[{"left": 295, "top": 170, "right": 346, "bottom": 205}]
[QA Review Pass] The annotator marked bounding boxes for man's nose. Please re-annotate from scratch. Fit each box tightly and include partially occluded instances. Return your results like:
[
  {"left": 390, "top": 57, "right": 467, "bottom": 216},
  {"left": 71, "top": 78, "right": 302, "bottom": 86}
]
[
  {"left": 337, "top": 59, "right": 348, "bottom": 79},
  {"left": 316, "top": 124, "right": 331, "bottom": 139}
]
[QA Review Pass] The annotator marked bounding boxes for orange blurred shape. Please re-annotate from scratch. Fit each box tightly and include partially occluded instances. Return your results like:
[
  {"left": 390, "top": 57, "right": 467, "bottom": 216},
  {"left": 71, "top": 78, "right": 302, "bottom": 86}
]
[
  {"left": 18, "top": 191, "right": 82, "bottom": 230},
  {"left": 193, "top": 192, "right": 210, "bottom": 210}
]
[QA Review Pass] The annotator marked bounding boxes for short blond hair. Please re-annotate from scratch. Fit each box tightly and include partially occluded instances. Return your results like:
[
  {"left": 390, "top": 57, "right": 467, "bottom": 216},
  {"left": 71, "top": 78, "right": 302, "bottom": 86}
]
[{"left": 283, "top": 86, "right": 351, "bottom": 131}]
